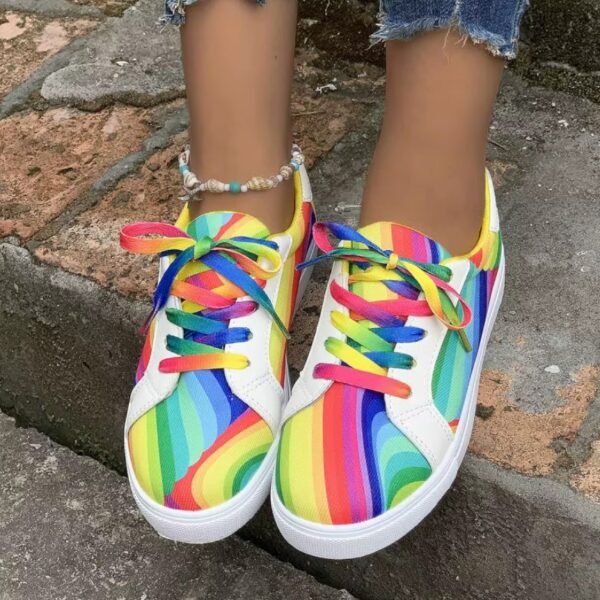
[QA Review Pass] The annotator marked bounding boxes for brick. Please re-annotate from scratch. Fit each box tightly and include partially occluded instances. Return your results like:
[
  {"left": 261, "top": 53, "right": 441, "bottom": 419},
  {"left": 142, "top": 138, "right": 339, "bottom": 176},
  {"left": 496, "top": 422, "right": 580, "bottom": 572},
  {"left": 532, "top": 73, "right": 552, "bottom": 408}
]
[
  {"left": 35, "top": 134, "right": 186, "bottom": 296},
  {"left": 0, "top": 106, "right": 153, "bottom": 240}
]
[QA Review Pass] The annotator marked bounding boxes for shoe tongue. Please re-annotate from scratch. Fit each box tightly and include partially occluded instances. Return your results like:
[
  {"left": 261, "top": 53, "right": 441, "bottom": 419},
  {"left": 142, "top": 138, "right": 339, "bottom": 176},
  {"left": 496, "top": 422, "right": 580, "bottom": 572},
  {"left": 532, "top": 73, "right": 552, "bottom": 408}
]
[
  {"left": 186, "top": 211, "right": 270, "bottom": 241},
  {"left": 356, "top": 221, "right": 450, "bottom": 263}
]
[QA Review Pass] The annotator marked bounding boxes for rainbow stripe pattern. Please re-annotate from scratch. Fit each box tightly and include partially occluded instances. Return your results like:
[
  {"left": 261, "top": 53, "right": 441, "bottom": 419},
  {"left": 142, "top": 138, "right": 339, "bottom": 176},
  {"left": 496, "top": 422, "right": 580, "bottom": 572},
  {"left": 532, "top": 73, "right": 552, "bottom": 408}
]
[
  {"left": 276, "top": 207, "right": 503, "bottom": 524},
  {"left": 124, "top": 172, "right": 315, "bottom": 511}
]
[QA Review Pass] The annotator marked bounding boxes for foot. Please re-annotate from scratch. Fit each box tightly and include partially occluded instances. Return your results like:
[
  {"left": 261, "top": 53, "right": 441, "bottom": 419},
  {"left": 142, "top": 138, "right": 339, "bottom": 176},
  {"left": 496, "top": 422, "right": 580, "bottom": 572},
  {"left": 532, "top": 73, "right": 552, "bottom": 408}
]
[
  {"left": 272, "top": 170, "right": 504, "bottom": 559},
  {"left": 121, "top": 160, "right": 316, "bottom": 543}
]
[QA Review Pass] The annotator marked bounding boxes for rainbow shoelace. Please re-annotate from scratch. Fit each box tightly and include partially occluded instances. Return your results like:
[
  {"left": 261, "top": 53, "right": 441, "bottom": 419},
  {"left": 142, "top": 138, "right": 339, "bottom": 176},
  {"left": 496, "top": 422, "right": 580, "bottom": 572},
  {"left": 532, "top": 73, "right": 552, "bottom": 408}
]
[
  {"left": 299, "top": 222, "right": 473, "bottom": 399},
  {"left": 120, "top": 222, "right": 288, "bottom": 374}
]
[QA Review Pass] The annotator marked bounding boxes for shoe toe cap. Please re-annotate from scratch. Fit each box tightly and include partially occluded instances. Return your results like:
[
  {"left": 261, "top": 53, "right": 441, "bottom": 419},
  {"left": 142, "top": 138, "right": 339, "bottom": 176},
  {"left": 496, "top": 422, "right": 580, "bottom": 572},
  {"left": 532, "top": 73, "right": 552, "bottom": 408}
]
[
  {"left": 128, "top": 389, "right": 273, "bottom": 511},
  {"left": 275, "top": 395, "right": 433, "bottom": 526}
]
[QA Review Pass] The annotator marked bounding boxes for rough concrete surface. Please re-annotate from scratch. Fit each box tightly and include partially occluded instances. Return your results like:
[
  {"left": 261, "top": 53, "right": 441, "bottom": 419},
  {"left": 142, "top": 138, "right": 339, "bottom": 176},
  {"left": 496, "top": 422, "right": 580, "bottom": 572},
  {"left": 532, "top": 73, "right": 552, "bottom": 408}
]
[
  {"left": 0, "top": 0, "right": 104, "bottom": 18},
  {"left": 41, "top": 0, "right": 184, "bottom": 109},
  {"left": 0, "top": 105, "right": 156, "bottom": 240},
  {"left": 473, "top": 75, "right": 600, "bottom": 481},
  {"left": 573, "top": 440, "right": 600, "bottom": 501},
  {"left": 523, "top": 0, "right": 600, "bottom": 72},
  {"left": 473, "top": 367, "right": 600, "bottom": 477},
  {"left": 299, "top": 0, "right": 600, "bottom": 102},
  {"left": 0, "top": 412, "right": 354, "bottom": 600},
  {"left": 70, "top": 0, "right": 138, "bottom": 17},
  {"left": 0, "top": 241, "right": 146, "bottom": 468},
  {"left": 0, "top": 10, "right": 98, "bottom": 98}
]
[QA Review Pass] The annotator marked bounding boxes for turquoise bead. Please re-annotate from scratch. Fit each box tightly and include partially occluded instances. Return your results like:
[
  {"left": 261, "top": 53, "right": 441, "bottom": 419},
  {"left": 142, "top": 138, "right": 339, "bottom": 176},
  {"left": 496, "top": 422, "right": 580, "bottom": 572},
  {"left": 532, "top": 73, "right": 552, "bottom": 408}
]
[
  {"left": 229, "top": 181, "right": 241, "bottom": 193},
  {"left": 290, "top": 160, "right": 300, "bottom": 171}
]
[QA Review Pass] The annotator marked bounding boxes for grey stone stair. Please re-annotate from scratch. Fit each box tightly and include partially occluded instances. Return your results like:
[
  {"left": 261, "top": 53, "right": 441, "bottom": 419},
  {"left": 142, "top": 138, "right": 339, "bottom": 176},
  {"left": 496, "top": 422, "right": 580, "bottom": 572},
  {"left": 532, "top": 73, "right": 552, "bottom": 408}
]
[{"left": 0, "top": 412, "right": 355, "bottom": 600}]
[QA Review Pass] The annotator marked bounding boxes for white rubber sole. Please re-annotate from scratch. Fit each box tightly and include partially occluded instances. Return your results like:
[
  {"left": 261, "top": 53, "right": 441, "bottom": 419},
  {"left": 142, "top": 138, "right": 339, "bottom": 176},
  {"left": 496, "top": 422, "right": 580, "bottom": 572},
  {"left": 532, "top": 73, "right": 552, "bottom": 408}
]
[
  {"left": 125, "top": 239, "right": 318, "bottom": 544},
  {"left": 271, "top": 255, "right": 506, "bottom": 559}
]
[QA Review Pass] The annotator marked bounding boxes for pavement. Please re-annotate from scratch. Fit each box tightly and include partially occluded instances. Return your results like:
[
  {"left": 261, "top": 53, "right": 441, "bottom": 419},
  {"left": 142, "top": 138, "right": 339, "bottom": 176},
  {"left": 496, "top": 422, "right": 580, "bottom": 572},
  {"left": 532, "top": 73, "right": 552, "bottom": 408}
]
[
  {"left": 1, "top": 1, "right": 600, "bottom": 599},
  {"left": 0, "top": 412, "right": 355, "bottom": 600}
]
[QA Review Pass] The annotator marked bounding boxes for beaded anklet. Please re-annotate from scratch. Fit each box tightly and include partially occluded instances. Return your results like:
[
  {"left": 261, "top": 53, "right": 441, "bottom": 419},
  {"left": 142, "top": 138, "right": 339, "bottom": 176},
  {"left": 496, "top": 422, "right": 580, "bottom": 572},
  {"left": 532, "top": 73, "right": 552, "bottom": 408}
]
[{"left": 178, "top": 144, "right": 305, "bottom": 201}]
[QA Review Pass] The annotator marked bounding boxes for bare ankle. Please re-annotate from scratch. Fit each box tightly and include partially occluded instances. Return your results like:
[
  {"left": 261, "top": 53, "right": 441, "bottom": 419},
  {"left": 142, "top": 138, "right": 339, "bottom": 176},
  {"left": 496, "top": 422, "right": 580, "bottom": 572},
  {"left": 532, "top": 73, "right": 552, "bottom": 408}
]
[{"left": 360, "top": 148, "right": 485, "bottom": 255}]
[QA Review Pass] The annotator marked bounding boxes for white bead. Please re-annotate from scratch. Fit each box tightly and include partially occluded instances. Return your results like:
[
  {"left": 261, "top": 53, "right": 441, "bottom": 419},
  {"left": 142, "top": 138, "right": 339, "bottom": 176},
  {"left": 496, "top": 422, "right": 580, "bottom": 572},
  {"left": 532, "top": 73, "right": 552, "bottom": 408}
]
[
  {"left": 277, "top": 174, "right": 284, "bottom": 182},
  {"left": 224, "top": 184, "right": 230, "bottom": 192},
  {"left": 241, "top": 185, "right": 248, "bottom": 193}
]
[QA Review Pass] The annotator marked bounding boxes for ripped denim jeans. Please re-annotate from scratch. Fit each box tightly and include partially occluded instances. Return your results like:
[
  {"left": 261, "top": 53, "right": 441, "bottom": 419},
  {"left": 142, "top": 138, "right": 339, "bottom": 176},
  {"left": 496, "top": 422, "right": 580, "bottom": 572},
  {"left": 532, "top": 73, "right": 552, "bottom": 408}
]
[{"left": 163, "top": 0, "right": 529, "bottom": 59}]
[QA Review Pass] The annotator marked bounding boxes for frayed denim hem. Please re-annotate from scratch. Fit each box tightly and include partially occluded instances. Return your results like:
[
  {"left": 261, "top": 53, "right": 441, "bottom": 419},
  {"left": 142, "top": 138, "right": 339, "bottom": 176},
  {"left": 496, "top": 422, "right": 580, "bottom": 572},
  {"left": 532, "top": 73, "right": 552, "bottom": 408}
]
[
  {"left": 372, "top": 1, "right": 530, "bottom": 60},
  {"left": 161, "top": 0, "right": 265, "bottom": 26}
]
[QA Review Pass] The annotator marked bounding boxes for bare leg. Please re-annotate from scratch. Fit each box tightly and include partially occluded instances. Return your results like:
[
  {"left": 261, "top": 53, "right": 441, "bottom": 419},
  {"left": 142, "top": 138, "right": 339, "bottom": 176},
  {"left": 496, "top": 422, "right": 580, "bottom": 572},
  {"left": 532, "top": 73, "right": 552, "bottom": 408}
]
[
  {"left": 360, "top": 29, "right": 504, "bottom": 254},
  {"left": 181, "top": 0, "right": 297, "bottom": 232}
]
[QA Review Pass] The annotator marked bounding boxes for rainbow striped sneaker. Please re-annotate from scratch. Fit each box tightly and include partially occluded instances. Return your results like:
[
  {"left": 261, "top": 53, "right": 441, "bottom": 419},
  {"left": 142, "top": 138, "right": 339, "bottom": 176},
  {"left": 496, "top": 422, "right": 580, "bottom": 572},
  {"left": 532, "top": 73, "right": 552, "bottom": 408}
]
[
  {"left": 120, "top": 166, "right": 316, "bottom": 543},
  {"left": 272, "top": 171, "right": 505, "bottom": 559}
]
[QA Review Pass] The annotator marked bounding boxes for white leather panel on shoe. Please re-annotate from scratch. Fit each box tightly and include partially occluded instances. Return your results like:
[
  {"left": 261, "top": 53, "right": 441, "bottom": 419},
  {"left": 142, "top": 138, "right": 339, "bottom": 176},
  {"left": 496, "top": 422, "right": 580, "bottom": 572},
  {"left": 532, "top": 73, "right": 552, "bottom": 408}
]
[
  {"left": 299, "top": 164, "right": 312, "bottom": 201},
  {"left": 384, "top": 259, "right": 471, "bottom": 469},
  {"left": 486, "top": 169, "right": 500, "bottom": 233},
  {"left": 393, "top": 406, "right": 454, "bottom": 469}
]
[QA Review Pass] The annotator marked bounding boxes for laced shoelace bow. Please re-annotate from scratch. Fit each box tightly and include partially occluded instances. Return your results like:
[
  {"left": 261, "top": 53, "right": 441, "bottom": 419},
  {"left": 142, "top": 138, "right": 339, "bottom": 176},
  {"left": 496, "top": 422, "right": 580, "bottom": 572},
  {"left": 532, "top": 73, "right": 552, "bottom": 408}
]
[
  {"left": 298, "top": 222, "right": 473, "bottom": 399},
  {"left": 120, "top": 222, "right": 288, "bottom": 374}
]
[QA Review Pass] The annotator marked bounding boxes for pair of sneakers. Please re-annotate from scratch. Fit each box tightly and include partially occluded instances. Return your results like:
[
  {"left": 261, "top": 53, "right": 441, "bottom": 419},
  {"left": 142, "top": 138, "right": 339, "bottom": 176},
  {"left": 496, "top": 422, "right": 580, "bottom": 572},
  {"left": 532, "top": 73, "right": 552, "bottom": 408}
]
[{"left": 121, "top": 159, "right": 504, "bottom": 560}]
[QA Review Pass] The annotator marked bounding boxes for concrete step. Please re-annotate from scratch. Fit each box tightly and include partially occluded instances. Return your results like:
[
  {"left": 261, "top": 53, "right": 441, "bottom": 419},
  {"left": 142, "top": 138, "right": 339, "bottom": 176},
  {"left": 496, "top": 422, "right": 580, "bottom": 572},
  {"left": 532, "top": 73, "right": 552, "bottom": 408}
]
[
  {"left": 0, "top": 412, "right": 355, "bottom": 600},
  {"left": 1, "top": 69, "right": 599, "bottom": 599}
]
